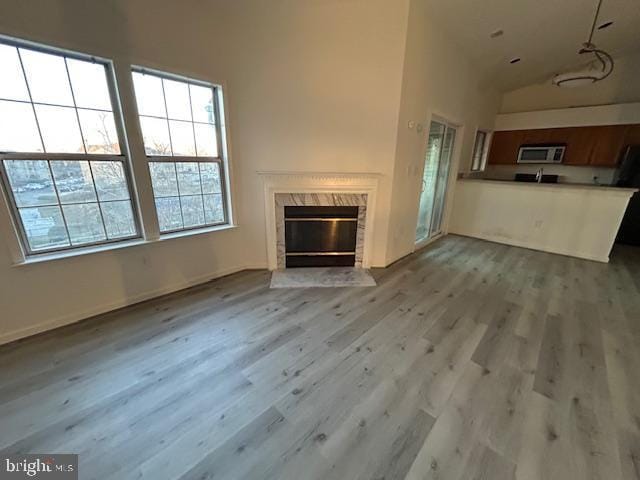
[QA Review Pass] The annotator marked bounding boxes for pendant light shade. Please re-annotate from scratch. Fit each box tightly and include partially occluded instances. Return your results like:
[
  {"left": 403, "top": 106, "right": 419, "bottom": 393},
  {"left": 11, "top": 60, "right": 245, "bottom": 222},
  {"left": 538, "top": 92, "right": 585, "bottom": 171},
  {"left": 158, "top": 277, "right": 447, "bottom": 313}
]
[
  {"left": 552, "top": 43, "right": 614, "bottom": 87},
  {"left": 552, "top": 0, "right": 615, "bottom": 87}
]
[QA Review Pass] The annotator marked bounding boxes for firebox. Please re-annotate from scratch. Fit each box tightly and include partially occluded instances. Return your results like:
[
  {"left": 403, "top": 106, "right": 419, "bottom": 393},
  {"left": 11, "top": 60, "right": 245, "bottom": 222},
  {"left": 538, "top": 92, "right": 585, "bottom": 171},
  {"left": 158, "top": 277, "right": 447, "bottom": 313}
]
[{"left": 284, "top": 206, "right": 358, "bottom": 267}]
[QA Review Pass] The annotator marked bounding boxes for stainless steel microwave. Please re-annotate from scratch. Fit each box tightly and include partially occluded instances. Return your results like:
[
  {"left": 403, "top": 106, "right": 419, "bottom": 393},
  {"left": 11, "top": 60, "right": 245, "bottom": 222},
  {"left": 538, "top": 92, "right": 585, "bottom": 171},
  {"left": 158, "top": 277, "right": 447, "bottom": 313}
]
[{"left": 517, "top": 145, "right": 565, "bottom": 163}]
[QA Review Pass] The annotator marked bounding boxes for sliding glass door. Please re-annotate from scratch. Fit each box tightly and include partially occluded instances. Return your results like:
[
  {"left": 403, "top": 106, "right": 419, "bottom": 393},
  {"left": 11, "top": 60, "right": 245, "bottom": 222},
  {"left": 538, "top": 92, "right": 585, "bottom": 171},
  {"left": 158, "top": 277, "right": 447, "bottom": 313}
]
[{"left": 415, "top": 119, "right": 457, "bottom": 244}]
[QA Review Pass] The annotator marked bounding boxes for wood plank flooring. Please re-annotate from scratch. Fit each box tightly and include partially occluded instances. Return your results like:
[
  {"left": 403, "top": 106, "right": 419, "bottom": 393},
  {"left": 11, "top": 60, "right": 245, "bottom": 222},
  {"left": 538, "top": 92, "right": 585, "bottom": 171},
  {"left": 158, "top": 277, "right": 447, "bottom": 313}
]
[{"left": 1, "top": 235, "right": 639, "bottom": 480}]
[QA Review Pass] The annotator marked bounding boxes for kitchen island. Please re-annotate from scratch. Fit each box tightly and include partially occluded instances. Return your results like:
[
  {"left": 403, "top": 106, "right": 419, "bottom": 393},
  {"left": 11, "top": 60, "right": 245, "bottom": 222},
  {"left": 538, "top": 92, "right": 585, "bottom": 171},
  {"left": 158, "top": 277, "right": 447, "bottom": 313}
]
[{"left": 448, "top": 179, "right": 638, "bottom": 262}]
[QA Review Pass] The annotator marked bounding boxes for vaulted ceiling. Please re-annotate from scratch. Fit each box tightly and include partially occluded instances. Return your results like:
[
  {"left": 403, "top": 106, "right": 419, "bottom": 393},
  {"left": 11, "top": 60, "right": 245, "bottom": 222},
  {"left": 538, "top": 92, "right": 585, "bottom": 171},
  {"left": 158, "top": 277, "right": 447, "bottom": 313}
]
[{"left": 424, "top": 0, "right": 640, "bottom": 91}]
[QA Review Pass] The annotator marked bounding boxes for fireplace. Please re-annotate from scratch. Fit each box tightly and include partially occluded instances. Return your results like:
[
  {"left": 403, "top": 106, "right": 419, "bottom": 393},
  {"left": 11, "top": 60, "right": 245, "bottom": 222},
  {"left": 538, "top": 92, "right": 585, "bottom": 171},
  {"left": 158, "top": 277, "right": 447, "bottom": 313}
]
[
  {"left": 284, "top": 206, "right": 359, "bottom": 267},
  {"left": 258, "top": 171, "right": 380, "bottom": 270}
]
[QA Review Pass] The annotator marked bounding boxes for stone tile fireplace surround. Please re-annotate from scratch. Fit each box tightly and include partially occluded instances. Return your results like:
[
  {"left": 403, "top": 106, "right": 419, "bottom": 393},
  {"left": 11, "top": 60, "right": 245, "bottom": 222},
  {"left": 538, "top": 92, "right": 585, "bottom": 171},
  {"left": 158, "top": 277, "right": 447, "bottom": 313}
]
[{"left": 259, "top": 172, "right": 380, "bottom": 270}]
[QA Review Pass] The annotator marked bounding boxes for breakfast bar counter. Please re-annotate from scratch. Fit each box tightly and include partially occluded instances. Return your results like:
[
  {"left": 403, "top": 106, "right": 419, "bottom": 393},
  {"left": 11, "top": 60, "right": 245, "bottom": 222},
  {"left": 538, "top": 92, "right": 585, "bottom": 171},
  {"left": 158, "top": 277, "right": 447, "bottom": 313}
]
[{"left": 448, "top": 179, "right": 638, "bottom": 262}]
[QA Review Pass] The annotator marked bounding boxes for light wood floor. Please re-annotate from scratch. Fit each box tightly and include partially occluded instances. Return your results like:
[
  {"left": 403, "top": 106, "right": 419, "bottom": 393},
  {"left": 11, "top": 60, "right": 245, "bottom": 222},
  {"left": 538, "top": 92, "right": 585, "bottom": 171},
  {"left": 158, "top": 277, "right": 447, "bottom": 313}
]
[{"left": 1, "top": 235, "right": 639, "bottom": 480}]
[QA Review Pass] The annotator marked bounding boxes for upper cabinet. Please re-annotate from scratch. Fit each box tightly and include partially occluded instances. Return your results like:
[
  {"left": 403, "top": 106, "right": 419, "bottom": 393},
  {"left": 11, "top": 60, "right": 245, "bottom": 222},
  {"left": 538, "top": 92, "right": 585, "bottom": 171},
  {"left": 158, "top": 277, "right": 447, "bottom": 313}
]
[
  {"left": 487, "top": 124, "right": 640, "bottom": 167},
  {"left": 586, "top": 126, "right": 628, "bottom": 167},
  {"left": 487, "top": 130, "right": 525, "bottom": 165}
]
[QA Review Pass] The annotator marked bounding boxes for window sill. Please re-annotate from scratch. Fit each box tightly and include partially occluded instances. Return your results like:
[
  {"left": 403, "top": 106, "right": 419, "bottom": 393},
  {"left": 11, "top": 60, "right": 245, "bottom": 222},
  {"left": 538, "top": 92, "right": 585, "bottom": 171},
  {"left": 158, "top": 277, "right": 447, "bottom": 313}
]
[
  {"left": 13, "top": 223, "right": 237, "bottom": 267},
  {"left": 157, "top": 223, "right": 237, "bottom": 242}
]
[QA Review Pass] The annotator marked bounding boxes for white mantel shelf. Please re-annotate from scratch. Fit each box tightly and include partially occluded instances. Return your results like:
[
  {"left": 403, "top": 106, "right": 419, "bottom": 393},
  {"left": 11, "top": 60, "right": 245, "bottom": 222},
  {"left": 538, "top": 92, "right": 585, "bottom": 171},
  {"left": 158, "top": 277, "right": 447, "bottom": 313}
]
[
  {"left": 259, "top": 171, "right": 381, "bottom": 270},
  {"left": 257, "top": 171, "right": 382, "bottom": 181}
]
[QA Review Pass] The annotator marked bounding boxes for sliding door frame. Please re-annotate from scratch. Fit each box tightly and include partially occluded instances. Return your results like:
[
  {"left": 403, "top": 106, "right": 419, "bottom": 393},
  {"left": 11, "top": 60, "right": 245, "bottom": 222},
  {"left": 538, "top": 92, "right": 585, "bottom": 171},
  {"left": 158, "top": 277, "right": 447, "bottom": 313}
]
[{"left": 414, "top": 111, "right": 465, "bottom": 251}]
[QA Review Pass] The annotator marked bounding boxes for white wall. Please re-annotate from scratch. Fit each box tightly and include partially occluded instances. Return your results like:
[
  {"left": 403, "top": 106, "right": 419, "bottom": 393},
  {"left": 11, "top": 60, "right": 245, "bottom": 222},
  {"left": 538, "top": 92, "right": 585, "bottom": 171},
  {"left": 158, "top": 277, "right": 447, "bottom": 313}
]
[
  {"left": 0, "top": 0, "right": 500, "bottom": 343},
  {"left": 449, "top": 180, "right": 635, "bottom": 263},
  {"left": 384, "top": 0, "right": 502, "bottom": 262},
  {"left": 500, "top": 51, "right": 640, "bottom": 113},
  {"left": 0, "top": 0, "right": 412, "bottom": 343},
  {"left": 495, "top": 102, "right": 640, "bottom": 130}
]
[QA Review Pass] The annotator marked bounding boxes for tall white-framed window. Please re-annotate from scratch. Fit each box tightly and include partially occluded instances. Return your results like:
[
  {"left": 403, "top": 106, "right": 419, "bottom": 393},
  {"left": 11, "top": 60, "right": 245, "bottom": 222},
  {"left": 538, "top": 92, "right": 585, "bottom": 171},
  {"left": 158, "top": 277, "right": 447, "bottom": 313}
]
[
  {"left": 131, "top": 68, "right": 229, "bottom": 234},
  {"left": 471, "top": 129, "right": 491, "bottom": 172},
  {"left": 0, "top": 37, "right": 140, "bottom": 255}
]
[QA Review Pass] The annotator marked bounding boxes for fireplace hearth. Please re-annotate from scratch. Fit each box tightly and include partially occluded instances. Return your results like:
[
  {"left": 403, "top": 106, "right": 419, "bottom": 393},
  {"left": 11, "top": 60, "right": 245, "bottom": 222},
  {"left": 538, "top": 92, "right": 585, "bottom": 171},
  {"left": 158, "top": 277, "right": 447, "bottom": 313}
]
[{"left": 284, "top": 206, "right": 358, "bottom": 267}]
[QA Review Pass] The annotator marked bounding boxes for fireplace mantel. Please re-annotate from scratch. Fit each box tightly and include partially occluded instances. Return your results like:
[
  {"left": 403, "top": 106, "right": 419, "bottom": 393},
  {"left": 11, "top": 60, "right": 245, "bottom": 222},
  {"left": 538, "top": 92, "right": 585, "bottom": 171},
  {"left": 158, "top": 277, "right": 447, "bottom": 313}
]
[
  {"left": 257, "top": 171, "right": 381, "bottom": 184},
  {"left": 258, "top": 171, "right": 381, "bottom": 270}
]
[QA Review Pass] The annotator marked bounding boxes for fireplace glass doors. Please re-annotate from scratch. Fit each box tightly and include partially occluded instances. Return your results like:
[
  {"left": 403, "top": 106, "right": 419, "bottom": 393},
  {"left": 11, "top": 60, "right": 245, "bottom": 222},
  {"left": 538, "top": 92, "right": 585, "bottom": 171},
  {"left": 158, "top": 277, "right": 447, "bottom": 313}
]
[{"left": 284, "top": 206, "right": 358, "bottom": 267}]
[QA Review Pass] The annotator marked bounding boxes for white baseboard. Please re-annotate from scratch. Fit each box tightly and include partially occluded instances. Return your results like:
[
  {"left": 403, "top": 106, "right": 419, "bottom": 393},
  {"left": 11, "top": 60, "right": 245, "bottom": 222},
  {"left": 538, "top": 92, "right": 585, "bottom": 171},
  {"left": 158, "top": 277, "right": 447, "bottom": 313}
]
[
  {"left": 0, "top": 263, "right": 267, "bottom": 346},
  {"left": 450, "top": 231, "right": 609, "bottom": 263}
]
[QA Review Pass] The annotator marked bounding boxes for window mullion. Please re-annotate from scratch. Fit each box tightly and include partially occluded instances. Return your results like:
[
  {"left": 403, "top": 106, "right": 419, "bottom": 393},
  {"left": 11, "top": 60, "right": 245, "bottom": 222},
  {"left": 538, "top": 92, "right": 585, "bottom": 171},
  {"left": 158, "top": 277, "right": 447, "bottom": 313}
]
[
  {"left": 86, "top": 161, "right": 109, "bottom": 240},
  {"left": 197, "top": 162, "right": 206, "bottom": 224},
  {"left": 0, "top": 153, "right": 126, "bottom": 161},
  {"left": 15, "top": 48, "right": 46, "bottom": 154},
  {"left": 213, "top": 88, "right": 224, "bottom": 163},
  {"left": 173, "top": 162, "right": 185, "bottom": 229},
  {"left": 160, "top": 79, "right": 175, "bottom": 156},
  {"left": 44, "top": 160, "right": 73, "bottom": 248},
  {"left": 187, "top": 84, "right": 199, "bottom": 157}
]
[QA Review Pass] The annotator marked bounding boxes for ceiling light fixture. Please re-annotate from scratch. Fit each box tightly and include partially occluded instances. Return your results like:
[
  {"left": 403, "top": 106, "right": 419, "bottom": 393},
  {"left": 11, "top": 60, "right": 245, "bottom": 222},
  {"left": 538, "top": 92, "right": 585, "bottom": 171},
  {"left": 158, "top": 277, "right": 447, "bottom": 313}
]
[{"left": 552, "top": 0, "right": 614, "bottom": 87}]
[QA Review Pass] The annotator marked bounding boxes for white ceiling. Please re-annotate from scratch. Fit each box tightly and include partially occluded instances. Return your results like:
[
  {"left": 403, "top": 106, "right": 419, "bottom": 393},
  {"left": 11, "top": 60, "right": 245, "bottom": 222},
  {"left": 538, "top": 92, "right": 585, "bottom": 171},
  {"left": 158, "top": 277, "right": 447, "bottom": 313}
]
[{"left": 424, "top": 0, "right": 640, "bottom": 91}]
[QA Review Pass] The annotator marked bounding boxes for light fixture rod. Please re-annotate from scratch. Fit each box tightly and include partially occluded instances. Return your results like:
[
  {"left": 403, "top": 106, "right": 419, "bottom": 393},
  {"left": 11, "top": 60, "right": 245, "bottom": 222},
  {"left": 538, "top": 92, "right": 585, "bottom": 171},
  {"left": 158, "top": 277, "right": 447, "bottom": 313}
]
[{"left": 586, "top": 0, "right": 604, "bottom": 46}]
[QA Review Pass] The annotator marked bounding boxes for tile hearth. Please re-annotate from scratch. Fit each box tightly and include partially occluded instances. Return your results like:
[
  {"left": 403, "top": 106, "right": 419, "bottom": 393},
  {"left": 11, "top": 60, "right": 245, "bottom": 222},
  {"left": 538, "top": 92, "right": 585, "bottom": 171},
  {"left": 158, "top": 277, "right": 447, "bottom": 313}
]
[{"left": 270, "top": 266, "right": 377, "bottom": 288}]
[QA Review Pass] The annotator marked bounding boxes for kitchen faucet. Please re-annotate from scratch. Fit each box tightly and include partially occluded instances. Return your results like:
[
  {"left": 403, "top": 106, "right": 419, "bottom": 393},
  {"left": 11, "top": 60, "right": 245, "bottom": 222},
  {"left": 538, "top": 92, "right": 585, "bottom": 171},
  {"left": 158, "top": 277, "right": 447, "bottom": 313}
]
[{"left": 536, "top": 167, "right": 544, "bottom": 183}]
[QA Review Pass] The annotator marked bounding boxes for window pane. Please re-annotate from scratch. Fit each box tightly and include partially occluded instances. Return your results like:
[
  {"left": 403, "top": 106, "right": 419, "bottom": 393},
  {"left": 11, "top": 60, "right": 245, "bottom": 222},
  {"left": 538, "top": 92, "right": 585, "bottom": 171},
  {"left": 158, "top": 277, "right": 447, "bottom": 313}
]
[
  {"left": 20, "top": 48, "right": 74, "bottom": 106},
  {"left": 176, "top": 162, "right": 201, "bottom": 195},
  {"left": 132, "top": 72, "right": 166, "bottom": 117},
  {"left": 169, "top": 120, "right": 196, "bottom": 156},
  {"left": 149, "top": 162, "right": 178, "bottom": 197},
  {"left": 189, "top": 84, "right": 215, "bottom": 123},
  {"left": 204, "top": 194, "right": 224, "bottom": 224},
  {"left": 78, "top": 109, "right": 120, "bottom": 154},
  {"left": 66, "top": 59, "right": 112, "bottom": 110},
  {"left": 0, "top": 45, "right": 29, "bottom": 101},
  {"left": 181, "top": 195, "right": 205, "bottom": 227},
  {"left": 91, "top": 161, "right": 129, "bottom": 201},
  {"left": 134, "top": 69, "right": 228, "bottom": 234},
  {"left": 140, "top": 116, "right": 171, "bottom": 155},
  {"left": 472, "top": 131, "right": 487, "bottom": 171},
  {"left": 101, "top": 200, "right": 136, "bottom": 239},
  {"left": 194, "top": 123, "right": 218, "bottom": 157},
  {"left": 62, "top": 203, "right": 106, "bottom": 244},
  {"left": 4, "top": 159, "right": 57, "bottom": 207},
  {"left": 0, "top": 42, "right": 138, "bottom": 254},
  {"left": 156, "top": 197, "right": 182, "bottom": 232},
  {"left": 19, "top": 206, "right": 69, "bottom": 250},
  {"left": 0, "top": 100, "right": 44, "bottom": 152},
  {"left": 164, "top": 79, "right": 192, "bottom": 121},
  {"left": 35, "top": 104, "right": 84, "bottom": 153},
  {"left": 200, "top": 162, "right": 221, "bottom": 194},
  {"left": 50, "top": 160, "right": 96, "bottom": 204}
]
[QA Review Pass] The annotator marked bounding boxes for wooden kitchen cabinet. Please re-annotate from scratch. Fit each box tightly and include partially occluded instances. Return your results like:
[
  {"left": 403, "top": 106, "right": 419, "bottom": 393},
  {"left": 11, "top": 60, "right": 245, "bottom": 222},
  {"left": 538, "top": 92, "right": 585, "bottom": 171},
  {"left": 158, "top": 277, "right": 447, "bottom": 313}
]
[
  {"left": 624, "top": 124, "right": 640, "bottom": 146},
  {"left": 487, "top": 130, "right": 525, "bottom": 164},
  {"left": 487, "top": 124, "right": 640, "bottom": 167},
  {"left": 587, "top": 125, "right": 628, "bottom": 166},
  {"left": 522, "top": 128, "right": 568, "bottom": 145},
  {"left": 563, "top": 127, "right": 597, "bottom": 165}
]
